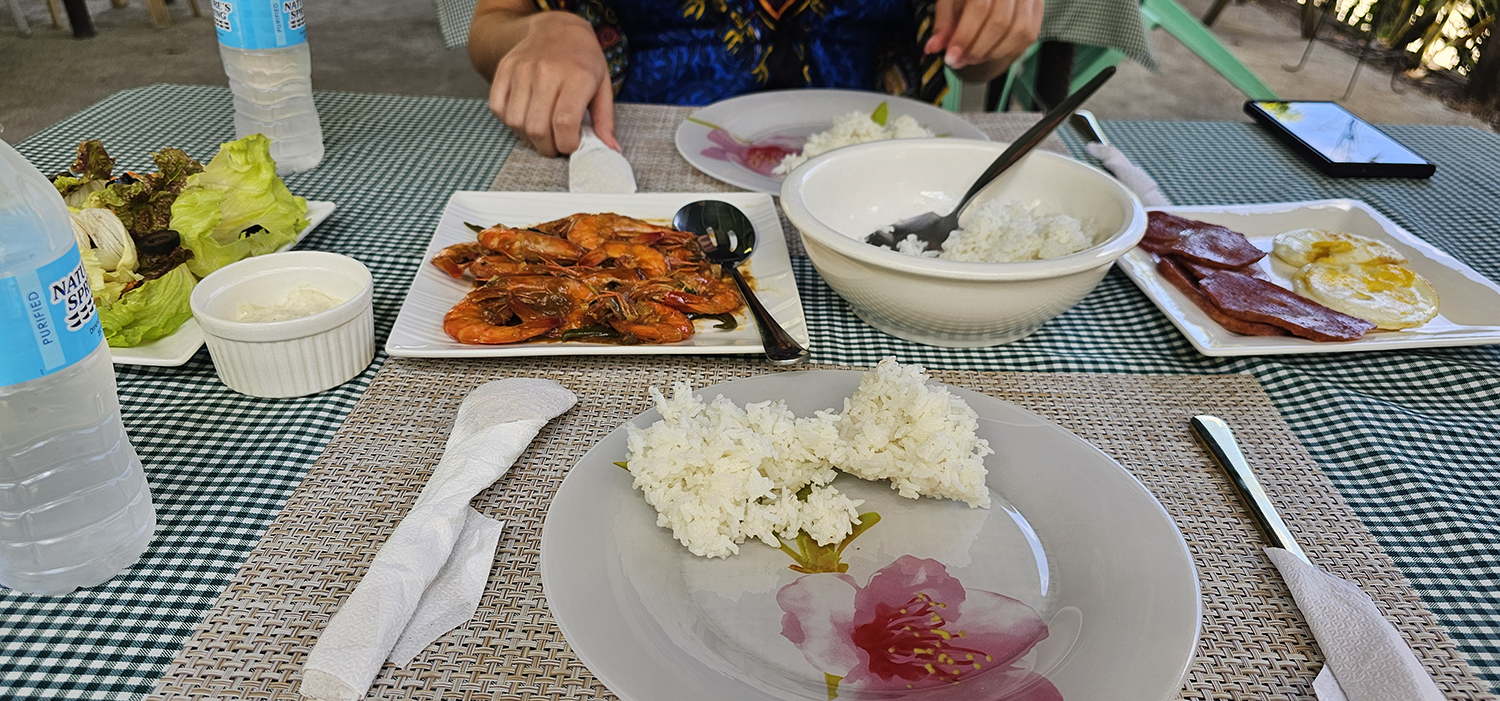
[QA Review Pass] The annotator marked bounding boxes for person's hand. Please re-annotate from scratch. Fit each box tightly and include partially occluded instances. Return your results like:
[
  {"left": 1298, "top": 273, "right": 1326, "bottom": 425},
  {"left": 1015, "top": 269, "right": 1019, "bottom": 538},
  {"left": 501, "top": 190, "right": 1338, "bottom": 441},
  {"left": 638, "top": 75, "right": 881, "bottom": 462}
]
[
  {"left": 489, "top": 11, "right": 618, "bottom": 157},
  {"left": 925, "top": 0, "right": 1044, "bottom": 75}
]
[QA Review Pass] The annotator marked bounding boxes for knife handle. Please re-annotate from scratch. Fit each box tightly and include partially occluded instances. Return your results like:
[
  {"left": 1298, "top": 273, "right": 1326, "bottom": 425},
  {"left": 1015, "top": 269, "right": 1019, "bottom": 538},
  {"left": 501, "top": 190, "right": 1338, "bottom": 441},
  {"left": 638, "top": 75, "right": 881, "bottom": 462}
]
[{"left": 1190, "top": 415, "right": 1310, "bottom": 565}]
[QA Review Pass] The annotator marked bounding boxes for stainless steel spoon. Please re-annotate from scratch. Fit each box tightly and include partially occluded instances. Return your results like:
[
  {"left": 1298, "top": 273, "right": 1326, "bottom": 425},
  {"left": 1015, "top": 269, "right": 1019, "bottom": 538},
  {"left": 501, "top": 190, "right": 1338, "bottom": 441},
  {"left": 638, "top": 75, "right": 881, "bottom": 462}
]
[
  {"left": 673, "top": 200, "right": 810, "bottom": 365},
  {"left": 865, "top": 66, "right": 1117, "bottom": 253}
]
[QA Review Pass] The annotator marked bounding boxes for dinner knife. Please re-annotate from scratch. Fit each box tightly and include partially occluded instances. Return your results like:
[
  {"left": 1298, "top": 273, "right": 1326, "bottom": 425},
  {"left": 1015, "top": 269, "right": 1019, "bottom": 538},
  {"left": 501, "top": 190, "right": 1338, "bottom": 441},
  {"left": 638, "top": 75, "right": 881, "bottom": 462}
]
[{"left": 1189, "top": 414, "right": 1309, "bottom": 564}]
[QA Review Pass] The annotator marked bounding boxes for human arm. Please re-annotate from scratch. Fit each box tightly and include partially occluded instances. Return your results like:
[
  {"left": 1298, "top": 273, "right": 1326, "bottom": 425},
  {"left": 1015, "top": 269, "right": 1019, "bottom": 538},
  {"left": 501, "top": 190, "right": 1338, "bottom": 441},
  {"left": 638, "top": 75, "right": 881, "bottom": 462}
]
[
  {"left": 925, "top": 0, "right": 1045, "bottom": 84},
  {"left": 468, "top": 0, "right": 619, "bottom": 156}
]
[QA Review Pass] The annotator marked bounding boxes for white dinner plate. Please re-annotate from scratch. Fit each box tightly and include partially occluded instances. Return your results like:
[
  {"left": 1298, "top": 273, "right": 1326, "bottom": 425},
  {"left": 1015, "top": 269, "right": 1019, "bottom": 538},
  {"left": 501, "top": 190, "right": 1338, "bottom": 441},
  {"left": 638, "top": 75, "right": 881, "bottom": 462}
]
[
  {"left": 675, "top": 89, "right": 990, "bottom": 193},
  {"left": 110, "top": 200, "right": 338, "bottom": 367},
  {"left": 1118, "top": 199, "right": 1500, "bottom": 356},
  {"left": 542, "top": 371, "right": 1201, "bottom": 701},
  {"left": 385, "top": 192, "right": 808, "bottom": 358}
]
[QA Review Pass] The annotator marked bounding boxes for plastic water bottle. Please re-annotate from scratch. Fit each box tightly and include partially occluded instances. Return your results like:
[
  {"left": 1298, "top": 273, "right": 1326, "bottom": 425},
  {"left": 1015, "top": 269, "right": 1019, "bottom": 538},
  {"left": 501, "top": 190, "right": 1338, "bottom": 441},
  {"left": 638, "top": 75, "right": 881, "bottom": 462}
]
[
  {"left": 214, "top": 0, "right": 324, "bottom": 174},
  {"left": 0, "top": 141, "right": 156, "bottom": 595}
]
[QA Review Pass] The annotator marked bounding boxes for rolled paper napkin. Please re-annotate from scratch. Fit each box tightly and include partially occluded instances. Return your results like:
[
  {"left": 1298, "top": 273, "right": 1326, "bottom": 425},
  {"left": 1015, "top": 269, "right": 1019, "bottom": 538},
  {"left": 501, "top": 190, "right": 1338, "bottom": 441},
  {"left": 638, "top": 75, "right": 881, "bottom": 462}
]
[
  {"left": 1266, "top": 548, "right": 1445, "bottom": 701},
  {"left": 1084, "top": 141, "right": 1170, "bottom": 207},
  {"left": 569, "top": 120, "right": 636, "bottom": 194},
  {"left": 301, "top": 379, "right": 577, "bottom": 701}
]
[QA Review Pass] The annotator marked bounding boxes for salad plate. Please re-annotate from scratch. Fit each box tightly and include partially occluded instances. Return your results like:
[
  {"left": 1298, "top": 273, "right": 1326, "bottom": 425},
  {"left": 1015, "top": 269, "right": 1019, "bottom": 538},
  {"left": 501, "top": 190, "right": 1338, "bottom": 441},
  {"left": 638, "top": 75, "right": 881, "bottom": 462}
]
[
  {"left": 109, "top": 200, "right": 338, "bottom": 367},
  {"left": 542, "top": 371, "right": 1201, "bottom": 701},
  {"left": 1118, "top": 199, "right": 1500, "bottom": 356},
  {"left": 675, "top": 89, "right": 990, "bottom": 193},
  {"left": 384, "top": 191, "right": 808, "bottom": 358}
]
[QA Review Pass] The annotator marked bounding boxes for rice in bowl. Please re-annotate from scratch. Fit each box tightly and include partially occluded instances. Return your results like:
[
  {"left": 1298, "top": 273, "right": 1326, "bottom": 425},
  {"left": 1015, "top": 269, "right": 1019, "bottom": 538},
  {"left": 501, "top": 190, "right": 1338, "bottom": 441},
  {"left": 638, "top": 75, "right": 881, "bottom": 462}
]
[{"left": 896, "top": 199, "right": 1099, "bottom": 263}]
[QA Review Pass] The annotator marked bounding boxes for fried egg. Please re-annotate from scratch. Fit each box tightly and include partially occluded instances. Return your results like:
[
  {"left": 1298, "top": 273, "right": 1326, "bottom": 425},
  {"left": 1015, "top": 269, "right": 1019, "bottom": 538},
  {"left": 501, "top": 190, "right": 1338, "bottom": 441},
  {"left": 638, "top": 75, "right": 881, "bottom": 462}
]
[
  {"left": 1292, "top": 262, "right": 1439, "bottom": 330},
  {"left": 1273, "top": 229, "right": 1407, "bottom": 267}
]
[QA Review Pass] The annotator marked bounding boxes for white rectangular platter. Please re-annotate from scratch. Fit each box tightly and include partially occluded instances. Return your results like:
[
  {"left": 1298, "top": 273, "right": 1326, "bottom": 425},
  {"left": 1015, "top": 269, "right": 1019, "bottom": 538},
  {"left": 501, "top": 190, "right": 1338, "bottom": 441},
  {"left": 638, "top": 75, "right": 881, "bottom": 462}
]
[
  {"left": 1117, "top": 199, "right": 1500, "bottom": 356},
  {"left": 111, "top": 200, "right": 338, "bottom": 367},
  {"left": 385, "top": 192, "right": 809, "bottom": 358}
]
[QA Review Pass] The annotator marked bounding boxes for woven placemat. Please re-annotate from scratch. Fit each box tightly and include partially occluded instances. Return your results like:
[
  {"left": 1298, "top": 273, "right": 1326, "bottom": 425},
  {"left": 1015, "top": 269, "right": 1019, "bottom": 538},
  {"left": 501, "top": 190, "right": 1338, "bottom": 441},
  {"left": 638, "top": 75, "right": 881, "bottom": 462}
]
[
  {"left": 488, "top": 105, "right": 1066, "bottom": 258},
  {"left": 149, "top": 357, "right": 1493, "bottom": 700}
]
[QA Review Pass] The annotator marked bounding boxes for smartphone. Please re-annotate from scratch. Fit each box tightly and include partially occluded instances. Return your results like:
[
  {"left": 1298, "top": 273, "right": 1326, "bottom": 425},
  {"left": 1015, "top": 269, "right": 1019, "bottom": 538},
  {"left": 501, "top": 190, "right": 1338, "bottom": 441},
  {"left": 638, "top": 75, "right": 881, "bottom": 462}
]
[{"left": 1244, "top": 101, "right": 1436, "bottom": 178}]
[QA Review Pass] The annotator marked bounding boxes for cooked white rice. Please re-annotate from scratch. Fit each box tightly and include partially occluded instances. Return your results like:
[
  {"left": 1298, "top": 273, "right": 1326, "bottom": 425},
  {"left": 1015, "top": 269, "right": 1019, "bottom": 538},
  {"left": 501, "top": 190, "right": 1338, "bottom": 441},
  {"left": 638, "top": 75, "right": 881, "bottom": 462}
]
[
  {"left": 626, "top": 358, "right": 993, "bottom": 559},
  {"left": 898, "top": 199, "right": 1096, "bottom": 263},
  {"left": 833, "top": 358, "right": 993, "bottom": 508},
  {"left": 625, "top": 382, "right": 854, "bottom": 558},
  {"left": 773, "top": 111, "right": 934, "bottom": 175}
]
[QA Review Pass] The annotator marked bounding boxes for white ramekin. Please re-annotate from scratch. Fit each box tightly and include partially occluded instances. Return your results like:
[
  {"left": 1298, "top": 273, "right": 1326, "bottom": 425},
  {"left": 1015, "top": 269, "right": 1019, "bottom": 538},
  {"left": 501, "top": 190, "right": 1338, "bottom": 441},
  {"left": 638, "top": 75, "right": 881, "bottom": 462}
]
[{"left": 190, "top": 251, "right": 374, "bottom": 398}]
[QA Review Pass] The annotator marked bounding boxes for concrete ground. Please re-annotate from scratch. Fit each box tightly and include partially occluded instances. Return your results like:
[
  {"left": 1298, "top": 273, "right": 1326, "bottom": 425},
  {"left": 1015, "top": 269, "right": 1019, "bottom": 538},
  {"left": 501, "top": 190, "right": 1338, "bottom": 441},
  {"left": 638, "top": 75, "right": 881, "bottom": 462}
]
[
  {"left": 1084, "top": 0, "right": 1490, "bottom": 127},
  {"left": 1, "top": 0, "right": 1490, "bottom": 145}
]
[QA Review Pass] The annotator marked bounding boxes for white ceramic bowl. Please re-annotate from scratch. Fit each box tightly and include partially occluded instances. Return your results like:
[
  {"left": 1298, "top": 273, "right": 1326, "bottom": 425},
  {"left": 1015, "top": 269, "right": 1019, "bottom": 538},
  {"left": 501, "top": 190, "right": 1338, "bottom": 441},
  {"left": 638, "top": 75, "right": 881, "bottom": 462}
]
[
  {"left": 780, "top": 139, "right": 1147, "bottom": 346},
  {"left": 190, "top": 251, "right": 374, "bottom": 397}
]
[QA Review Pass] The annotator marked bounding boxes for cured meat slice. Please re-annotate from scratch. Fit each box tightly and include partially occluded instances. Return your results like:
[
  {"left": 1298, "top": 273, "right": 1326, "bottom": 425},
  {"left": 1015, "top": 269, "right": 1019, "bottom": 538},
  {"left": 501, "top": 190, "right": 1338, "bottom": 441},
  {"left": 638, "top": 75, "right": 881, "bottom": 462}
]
[
  {"left": 1166, "top": 223, "right": 1267, "bottom": 269},
  {"left": 1145, "top": 211, "right": 1195, "bottom": 242},
  {"left": 1178, "top": 256, "right": 1267, "bottom": 281},
  {"left": 1154, "top": 255, "right": 1287, "bottom": 337},
  {"left": 1198, "top": 269, "right": 1375, "bottom": 342}
]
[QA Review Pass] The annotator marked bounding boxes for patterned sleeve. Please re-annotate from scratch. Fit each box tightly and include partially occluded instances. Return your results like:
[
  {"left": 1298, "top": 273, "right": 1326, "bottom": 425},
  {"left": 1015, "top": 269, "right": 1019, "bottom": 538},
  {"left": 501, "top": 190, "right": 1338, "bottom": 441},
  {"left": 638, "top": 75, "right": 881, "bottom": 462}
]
[
  {"left": 876, "top": 0, "right": 949, "bottom": 106},
  {"left": 534, "top": 0, "right": 630, "bottom": 93}
]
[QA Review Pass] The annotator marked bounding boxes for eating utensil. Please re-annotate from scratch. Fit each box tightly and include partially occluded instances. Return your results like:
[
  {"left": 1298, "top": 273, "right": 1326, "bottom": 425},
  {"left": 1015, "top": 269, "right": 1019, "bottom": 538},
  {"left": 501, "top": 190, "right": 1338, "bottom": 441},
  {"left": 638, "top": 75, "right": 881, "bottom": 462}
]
[
  {"left": 1189, "top": 414, "right": 1310, "bottom": 563},
  {"left": 1190, "top": 414, "right": 1448, "bottom": 701},
  {"left": 864, "top": 66, "right": 1117, "bottom": 252},
  {"left": 673, "top": 200, "right": 809, "bottom": 365}
]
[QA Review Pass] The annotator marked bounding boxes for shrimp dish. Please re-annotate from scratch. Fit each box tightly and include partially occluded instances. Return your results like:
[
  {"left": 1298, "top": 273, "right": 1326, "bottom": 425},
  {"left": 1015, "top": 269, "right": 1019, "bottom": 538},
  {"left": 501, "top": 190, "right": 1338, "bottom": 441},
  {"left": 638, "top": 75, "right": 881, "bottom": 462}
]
[{"left": 432, "top": 212, "right": 746, "bottom": 345}]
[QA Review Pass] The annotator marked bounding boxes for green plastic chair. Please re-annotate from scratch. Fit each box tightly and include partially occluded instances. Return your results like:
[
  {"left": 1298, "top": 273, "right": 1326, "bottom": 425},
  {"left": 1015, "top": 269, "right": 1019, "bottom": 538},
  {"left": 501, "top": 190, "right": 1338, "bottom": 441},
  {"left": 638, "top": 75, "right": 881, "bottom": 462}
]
[{"left": 996, "top": 0, "right": 1278, "bottom": 111}]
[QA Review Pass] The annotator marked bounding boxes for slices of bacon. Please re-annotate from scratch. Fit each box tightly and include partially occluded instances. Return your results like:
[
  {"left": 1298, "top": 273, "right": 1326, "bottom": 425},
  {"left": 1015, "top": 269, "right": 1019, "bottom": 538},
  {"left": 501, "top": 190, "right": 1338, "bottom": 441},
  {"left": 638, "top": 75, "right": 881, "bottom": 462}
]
[{"left": 1144, "top": 211, "right": 1373, "bottom": 342}]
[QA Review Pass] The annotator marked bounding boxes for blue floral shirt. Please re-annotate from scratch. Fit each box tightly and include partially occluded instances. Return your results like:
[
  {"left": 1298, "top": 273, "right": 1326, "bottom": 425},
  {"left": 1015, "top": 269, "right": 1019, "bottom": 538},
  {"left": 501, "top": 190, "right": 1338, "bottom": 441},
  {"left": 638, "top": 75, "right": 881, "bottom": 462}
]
[{"left": 536, "top": 0, "right": 947, "bottom": 105}]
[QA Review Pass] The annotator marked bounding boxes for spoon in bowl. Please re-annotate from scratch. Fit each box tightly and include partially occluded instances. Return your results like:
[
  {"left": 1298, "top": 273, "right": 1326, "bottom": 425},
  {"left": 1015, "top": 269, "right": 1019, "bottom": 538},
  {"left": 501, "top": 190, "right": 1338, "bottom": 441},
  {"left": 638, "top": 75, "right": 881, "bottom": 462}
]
[
  {"left": 865, "top": 65, "right": 1117, "bottom": 253},
  {"left": 673, "top": 200, "right": 810, "bottom": 365}
]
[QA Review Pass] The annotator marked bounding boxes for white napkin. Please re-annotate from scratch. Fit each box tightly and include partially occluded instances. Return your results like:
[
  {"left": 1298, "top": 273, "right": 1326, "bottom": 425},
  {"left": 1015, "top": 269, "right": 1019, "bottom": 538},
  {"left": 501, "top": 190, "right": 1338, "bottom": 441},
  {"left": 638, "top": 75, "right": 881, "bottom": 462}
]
[
  {"left": 1085, "top": 141, "right": 1170, "bottom": 207},
  {"left": 569, "top": 118, "right": 635, "bottom": 194},
  {"left": 1266, "top": 548, "right": 1445, "bottom": 701},
  {"left": 301, "top": 379, "right": 577, "bottom": 701}
]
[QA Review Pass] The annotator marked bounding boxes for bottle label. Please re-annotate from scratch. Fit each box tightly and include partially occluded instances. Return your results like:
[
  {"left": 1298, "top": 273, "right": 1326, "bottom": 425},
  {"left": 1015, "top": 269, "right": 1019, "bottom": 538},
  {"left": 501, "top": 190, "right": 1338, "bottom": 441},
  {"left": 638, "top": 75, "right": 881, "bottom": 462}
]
[
  {"left": 0, "top": 246, "right": 103, "bottom": 387},
  {"left": 213, "top": 0, "right": 307, "bottom": 50}
]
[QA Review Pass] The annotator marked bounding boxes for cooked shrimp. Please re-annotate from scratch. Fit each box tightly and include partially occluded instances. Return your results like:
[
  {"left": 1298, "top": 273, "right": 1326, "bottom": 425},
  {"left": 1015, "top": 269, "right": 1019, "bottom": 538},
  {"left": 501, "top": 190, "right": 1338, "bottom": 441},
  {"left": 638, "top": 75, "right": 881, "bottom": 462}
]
[
  {"left": 637, "top": 270, "right": 742, "bottom": 314},
  {"left": 607, "top": 297, "right": 695, "bottom": 343},
  {"left": 467, "top": 257, "right": 558, "bottom": 281},
  {"left": 576, "top": 242, "right": 670, "bottom": 278},
  {"left": 431, "top": 242, "right": 489, "bottom": 279},
  {"left": 485, "top": 275, "right": 597, "bottom": 319},
  {"left": 443, "top": 286, "right": 562, "bottom": 344},
  {"left": 565, "top": 213, "right": 674, "bottom": 250},
  {"left": 477, "top": 227, "right": 586, "bottom": 263}
]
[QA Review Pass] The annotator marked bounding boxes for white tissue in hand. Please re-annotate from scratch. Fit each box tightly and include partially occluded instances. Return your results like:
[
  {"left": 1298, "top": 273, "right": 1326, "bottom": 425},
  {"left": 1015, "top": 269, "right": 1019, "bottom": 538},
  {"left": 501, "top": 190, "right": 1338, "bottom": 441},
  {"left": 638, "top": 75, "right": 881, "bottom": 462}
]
[{"left": 569, "top": 125, "right": 636, "bottom": 194}]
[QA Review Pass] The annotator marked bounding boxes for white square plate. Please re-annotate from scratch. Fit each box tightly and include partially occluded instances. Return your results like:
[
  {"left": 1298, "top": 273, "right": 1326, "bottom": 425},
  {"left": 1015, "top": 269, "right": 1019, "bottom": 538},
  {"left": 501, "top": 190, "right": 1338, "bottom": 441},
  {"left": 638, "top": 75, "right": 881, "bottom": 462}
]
[
  {"left": 1117, "top": 199, "right": 1500, "bottom": 356},
  {"left": 110, "top": 200, "right": 338, "bottom": 367},
  {"left": 385, "top": 192, "right": 809, "bottom": 358}
]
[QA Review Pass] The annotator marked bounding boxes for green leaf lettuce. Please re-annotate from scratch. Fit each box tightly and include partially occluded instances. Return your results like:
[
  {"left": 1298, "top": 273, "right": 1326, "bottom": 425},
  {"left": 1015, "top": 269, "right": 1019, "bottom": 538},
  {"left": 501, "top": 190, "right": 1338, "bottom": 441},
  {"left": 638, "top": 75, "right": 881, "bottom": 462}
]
[
  {"left": 98, "top": 263, "right": 194, "bottom": 347},
  {"left": 173, "top": 134, "right": 309, "bottom": 277}
]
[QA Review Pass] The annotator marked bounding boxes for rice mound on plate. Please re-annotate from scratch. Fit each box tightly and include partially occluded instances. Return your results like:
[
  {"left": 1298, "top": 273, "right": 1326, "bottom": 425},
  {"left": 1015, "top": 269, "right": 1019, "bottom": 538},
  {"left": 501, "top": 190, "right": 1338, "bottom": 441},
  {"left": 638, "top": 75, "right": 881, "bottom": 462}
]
[
  {"left": 772, "top": 111, "right": 934, "bottom": 175},
  {"left": 625, "top": 358, "right": 995, "bottom": 559},
  {"left": 833, "top": 358, "right": 993, "bottom": 508},
  {"left": 625, "top": 382, "right": 856, "bottom": 558},
  {"left": 896, "top": 199, "right": 1097, "bottom": 263}
]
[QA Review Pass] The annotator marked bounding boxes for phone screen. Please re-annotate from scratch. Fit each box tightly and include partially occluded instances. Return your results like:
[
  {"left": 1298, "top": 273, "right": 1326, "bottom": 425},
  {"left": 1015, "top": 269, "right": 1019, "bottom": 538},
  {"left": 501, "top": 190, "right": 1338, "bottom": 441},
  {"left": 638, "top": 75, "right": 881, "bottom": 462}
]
[{"left": 1252, "top": 101, "right": 1428, "bottom": 165}]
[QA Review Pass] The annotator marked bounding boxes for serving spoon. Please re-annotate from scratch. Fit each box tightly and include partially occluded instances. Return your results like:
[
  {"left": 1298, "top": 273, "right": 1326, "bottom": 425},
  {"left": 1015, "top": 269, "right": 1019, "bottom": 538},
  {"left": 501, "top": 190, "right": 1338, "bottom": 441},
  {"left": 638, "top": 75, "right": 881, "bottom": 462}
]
[
  {"left": 674, "top": 200, "right": 810, "bottom": 365},
  {"left": 865, "top": 66, "right": 1117, "bottom": 253}
]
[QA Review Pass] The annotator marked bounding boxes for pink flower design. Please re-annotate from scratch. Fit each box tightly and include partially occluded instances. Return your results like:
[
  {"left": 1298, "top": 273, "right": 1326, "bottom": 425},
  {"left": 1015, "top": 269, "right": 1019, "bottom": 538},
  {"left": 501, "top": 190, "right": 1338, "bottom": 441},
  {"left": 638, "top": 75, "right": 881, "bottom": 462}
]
[
  {"left": 699, "top": 128, "right": 804, "bottom": 177},
  {"left": 778, "top": 555, "right": 1061, "bottom": 700}
]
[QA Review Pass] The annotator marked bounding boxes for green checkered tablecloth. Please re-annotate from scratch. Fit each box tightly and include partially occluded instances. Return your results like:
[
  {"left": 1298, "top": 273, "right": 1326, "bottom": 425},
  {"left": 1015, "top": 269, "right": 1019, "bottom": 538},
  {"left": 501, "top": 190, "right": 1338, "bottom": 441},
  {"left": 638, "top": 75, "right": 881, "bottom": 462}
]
[
  {"left": 5, "top": 84, "right": 1499, "bottom": 699},
  {"left": 435, "top": 0, "right": 1154, "bottom": 69},
  {"left": 5, "top": 85, "right": 517, "bottom": 700}
]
